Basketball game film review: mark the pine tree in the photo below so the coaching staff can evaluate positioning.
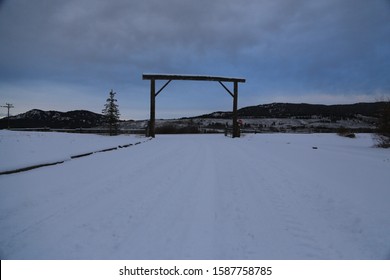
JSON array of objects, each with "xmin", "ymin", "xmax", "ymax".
[{"xmin": 102, "ymin": 89, "xmax": 120, "ymax": 136}]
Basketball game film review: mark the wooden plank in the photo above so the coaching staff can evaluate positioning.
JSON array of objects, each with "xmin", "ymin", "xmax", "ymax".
[
  {"xmin": 232, "ymin": 81, "xmax": 239, "ymax": 138},
  {"xmin": 143, "ymin": 73, "xmax": 245, "ymax": 83},
  {"xmin": 218, "ymin": 81, "xmax": 234, "ymax": 98},
  {"xmin": 155, "ymin": 79, "xmax": 172, "ymax": 97}
]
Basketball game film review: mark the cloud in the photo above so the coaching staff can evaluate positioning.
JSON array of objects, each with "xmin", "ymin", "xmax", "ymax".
[{"xmin": 0, "ymin": 0, "xmax": 389, "ymax": 118}]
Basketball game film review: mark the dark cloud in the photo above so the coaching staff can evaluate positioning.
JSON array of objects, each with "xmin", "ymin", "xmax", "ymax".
[{"xmin": 0, "ymin": 0, "xmax": 389, "ymax": 118}]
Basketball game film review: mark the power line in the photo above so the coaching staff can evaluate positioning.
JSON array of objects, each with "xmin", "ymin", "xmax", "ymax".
[{"xmin": 1, "ymin": 103, "xmax": 14, "ymax": 128}]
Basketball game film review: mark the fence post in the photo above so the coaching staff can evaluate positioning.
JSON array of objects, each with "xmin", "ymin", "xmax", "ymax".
[{"xmin": 149, "ymin": 79, "xmax": 156, "ymax": 137}]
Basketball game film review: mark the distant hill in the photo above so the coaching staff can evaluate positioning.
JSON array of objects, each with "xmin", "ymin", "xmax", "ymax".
[
  {"xmin": 1, "ymin": 102, "xmax": 386, "ymax": 130},
  {"xmin": 0, "ymin": 109, "xmax": 106, "ymax": 129},
  {"xmin": 196, "ymin": 102, "xmax": 386, "ymax": 119}
]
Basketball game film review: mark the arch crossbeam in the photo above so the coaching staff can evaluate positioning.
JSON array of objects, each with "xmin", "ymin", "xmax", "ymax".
[{"xmin": 142, "ymin": 73, "xmax": 246, "ymax": 138}]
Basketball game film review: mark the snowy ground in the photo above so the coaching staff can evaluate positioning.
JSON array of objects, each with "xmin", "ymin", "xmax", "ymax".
[
  {"xmin": 0, "ymin": 131, "xmax": 145, "ymax": 173},
  {"xmin": 0, "ymin": 131, "xmax": 389, "ymax": 260}
]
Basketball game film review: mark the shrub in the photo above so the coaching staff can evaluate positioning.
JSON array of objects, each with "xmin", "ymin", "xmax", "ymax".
[
  {"xmin": 375, "ymin": 101, "xmax": 390, "ymax": 148},
  {"xmin": 156, "ymin": 125, "xmax": 200, "ymax": 134},
  {"xmin": 337, "ymin": 126, "xmax": 356, "ymax": 138}
]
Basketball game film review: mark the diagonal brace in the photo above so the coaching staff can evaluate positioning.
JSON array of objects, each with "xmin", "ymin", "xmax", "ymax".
[
  {"xmin": 218, "ymin": 81, "xmax": 234, "ymax": 98},
  {"xmin": 155, "ymin": 80, "xmax": 172, "ymax": 97}
]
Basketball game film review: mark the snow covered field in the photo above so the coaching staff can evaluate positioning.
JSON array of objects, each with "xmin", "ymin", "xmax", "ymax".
[
  {"xmin": 0, "ymin": 131, "xmax": 146, "ymax": 173},
  {"xmin": 0, "ymin": 131, "xmax": 389, "ymax": 260}
]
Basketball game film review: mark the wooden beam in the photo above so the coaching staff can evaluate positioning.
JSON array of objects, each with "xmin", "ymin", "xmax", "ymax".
[
  {"xmin": 149, "ymin": 79, "xmax": 156, "ymax": 138},
  {"xmin": 218, "ymin": 81, "xmax": 234, "ymax": 98},
  {"xmin": 143, "ymin": 73, "xmax": 245, "ymax": 83},
  {"xmin": 232, "ymin": 81, "xmax": 239, "ymax": 138},
  {"xmin": 155, "ymin": 80, "xmax": 172, "ymax": 97}
]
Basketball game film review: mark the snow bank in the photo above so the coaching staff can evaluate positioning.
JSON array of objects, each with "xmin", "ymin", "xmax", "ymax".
[{"xmin": 0, "ymin": 133, "xmax": 389, "ymax": 260}]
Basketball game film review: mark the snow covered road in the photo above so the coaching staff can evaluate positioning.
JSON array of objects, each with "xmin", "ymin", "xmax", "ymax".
[{"xmin": 1, "ymin": 133, "xmax": 390, "ymax": 259}]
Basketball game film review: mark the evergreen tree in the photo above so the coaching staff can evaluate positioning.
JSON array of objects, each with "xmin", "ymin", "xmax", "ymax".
[{"xmin": 102, "ymin": 89, "xmax": 120, "ymax": 135}]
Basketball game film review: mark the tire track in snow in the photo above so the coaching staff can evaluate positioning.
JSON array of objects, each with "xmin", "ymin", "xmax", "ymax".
[
  {"xmin": 210, "ymin": 138, "xmax": 286, "ymax": 259},
  {"xmin": 174, "ymin": 139, "xmax": 218, "ymax": 258},
  {"xmin": 97, "ymin": 137, "xmax": 220, "ymax": 259},
  {"xmin": 0, "ymin": 138, "xmax": 157, "ymax": 259},
  {"xmin": 228, "ymin": 136, "xmax": 337, "ymax": 259},
  {"xmin": 2, "ymin": 134, "xmax": 388, "ymax": 259},
  {"xmin": 263, "ymin": 182, "xmax": 328, "ymax": 259}
]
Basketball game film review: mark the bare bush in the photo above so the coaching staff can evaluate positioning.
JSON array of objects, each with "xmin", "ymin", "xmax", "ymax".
[
  {"xmin": 337, "ymin": 126, "xmax": 356, "ymax": 138},
  {"xmin": 375, "ymin": 100, "xmax": 390, "ymax": 148}
]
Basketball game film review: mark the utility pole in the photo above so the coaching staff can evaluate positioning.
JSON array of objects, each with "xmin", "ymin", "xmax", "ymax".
[{"xmin": 1, "ymin": 103, "xmax": 14, "ymax": 128}]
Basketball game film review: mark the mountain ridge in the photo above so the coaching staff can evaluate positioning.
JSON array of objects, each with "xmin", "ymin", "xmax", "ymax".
[
  {"xmin": 194, "ymin": 102, "xmax": 386, "ymax": 119},
  {"xmin": 0, "ymin": 102, "xmax": 386, "ymax": 129},
  {"xmin": 0, "ymin": 109, "xmax": 106, "ymax": 129}
]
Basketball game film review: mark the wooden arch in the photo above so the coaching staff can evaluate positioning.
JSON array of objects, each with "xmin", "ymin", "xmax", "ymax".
[{"xmin": 142, "ymin": 73, "xmax": 246, "ymax": 138}]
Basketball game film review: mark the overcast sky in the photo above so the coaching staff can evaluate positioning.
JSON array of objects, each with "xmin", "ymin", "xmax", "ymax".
[{"xmin": 1, "ymin": 0, "xmax": 389, "ymax": 119}]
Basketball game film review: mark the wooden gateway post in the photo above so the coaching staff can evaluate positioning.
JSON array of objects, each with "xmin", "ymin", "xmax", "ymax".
[{"xmin": 142, "ymin": 73, "xmax": 246, "ymax": 138}]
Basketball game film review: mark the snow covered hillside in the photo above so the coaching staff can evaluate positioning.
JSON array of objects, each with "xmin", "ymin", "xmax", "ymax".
[{"xmin": 0, "ymin": 131, "xmax": 389, "ymax": 259}]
